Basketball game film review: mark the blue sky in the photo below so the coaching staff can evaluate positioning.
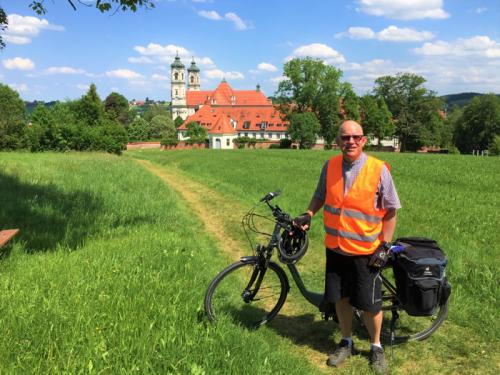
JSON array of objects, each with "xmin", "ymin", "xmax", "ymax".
[{"xmin": 1, "ymin": 0, "xmax": 499, "ymax": 101}]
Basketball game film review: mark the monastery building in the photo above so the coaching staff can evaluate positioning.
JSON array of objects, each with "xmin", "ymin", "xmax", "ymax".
[{"xmin": 170, "ymin": 55, "xmax": 288, "ymax": 149}]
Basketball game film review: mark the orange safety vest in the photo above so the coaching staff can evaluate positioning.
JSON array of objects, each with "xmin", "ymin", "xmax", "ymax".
[{"xmin": 323, "ymin": 155, "xmax": 387, "ymax": 255}]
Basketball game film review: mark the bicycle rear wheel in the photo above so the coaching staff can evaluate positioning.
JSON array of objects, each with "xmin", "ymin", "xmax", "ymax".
[
  {"xmin": 379, "ymin": 293, "xmax": 449, "ymax": 343},
  {"xmin": 204, "ymin": 259, "xmax": 289, "ymax": 328}
]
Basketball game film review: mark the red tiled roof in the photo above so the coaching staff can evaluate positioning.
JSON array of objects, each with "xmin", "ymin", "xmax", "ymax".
[
  {"xmin": 179, "ymin": 81, "xmax": 288, "ymax": 135},
  {"xmin": 186, "ymin": 81, "xmax": 271, "ymax": 107},
  {"xmin": 210, "ymin": 115, "xmax": 236, "ymax": 134}
]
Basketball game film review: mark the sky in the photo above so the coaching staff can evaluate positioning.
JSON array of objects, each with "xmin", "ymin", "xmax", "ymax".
[{"xmin": 0, "ymin": 0, "xmax": 499, "ymax": 101}]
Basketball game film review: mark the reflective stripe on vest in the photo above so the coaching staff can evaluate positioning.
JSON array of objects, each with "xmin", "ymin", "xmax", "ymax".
[{"xmin": 323, "ymin": 155, "xmax": 387, "ymax": 255}]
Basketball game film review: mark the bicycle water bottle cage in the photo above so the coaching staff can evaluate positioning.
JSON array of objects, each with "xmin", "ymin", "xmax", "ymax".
[{"xmin": 278, "ymin": 228, "xmax": 309, "ymax": 264}]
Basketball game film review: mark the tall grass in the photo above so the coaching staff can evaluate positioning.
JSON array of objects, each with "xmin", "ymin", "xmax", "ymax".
[
  {"xmin": 129, "ymin": 149, "xmax": 500, "ymax": 343},
  {"xmin": 0, "ymin": 152, "xmax": 320, "ymax": 374}
]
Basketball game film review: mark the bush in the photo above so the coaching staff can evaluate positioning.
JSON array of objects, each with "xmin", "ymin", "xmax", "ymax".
[
  {"xmin": 279, "ymin": 139, "xmax": 292, "ymax": 149},
  {"xmin": 489, "ymin": 135, "xmax": 500, "ymax": 156},
  {"xmin": 269, "ymin": 144, "xmax": 280, "ymax": 149}
]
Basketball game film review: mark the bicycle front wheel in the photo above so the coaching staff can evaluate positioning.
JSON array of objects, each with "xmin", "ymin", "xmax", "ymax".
[{"xmin": 204, "ymin": 259, "xmax": 289, "ymax": 328}]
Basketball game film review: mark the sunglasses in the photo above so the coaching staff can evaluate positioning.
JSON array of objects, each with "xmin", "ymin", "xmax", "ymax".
[{"xmin": 340, "ymin": 135, "xmax": 364, "ymax": 142}]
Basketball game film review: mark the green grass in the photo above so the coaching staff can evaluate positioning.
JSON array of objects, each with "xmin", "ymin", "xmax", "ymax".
[
  {"xmin": 0, "ymin": 152, "xmax": 320, "ymax": 374},
  {"xmin": 128, "ymin": 149, "xmax": 500, "ymax": 373}
]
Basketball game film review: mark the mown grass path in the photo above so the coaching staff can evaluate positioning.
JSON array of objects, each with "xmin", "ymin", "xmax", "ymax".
[
  {"xmin": 132, "ymin": 151, "xmax": 499, "ymax": 375},
  {"xmin": 135, "ymin": 158, "xmax": 336, "ymax": 373}
]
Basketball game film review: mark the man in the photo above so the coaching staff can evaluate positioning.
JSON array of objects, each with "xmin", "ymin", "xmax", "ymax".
[{"xmin": 294, "ymin": 120, "xmax": 401, "ymax": 374}]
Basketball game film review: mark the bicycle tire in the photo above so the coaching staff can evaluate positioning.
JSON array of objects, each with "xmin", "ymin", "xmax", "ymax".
[
  {"xmin": 204, "ymin": 259, "xmax": 289, "ymax": 328},
  {"xmin": 376, "ymin": 294, "xmax": 449, "ymax": 343}
]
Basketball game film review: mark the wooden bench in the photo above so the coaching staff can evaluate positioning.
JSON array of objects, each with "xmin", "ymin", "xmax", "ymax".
[{"xmin": 0, "ymin": 229, "xmax": 19, "ymax": 248}]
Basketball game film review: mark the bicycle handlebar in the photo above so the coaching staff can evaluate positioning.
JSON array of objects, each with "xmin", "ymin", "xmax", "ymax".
[{"xmin": 259, "ymin": 190, "xmax": 281, "ymax": 203}]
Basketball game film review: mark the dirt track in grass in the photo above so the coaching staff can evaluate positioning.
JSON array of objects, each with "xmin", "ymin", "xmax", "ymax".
[{"xmin": 135, "ymin": 159, "xmax": 336, "ymax": 373}]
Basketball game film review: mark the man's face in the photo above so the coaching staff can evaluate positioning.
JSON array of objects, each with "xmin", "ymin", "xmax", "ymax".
[{"xmin": 338, "ymin": 123, "xmax": 366, "ymax": 162}]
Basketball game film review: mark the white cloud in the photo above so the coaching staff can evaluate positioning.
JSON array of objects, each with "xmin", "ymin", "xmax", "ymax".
[
  {"xmin": 204, "ymin": 69, "xmax": 244, "ymax": 80},
  {"xmin": 151, "ymin": 73, "xmax": 169, "ymax": 81},
  {"xmin": 337, "ymin": 26, "xmax": 434, "ymax": 42},
  {"xmin": 414, "ymin": 36, "xmax": 500, "ymax": 58},
  {"xmin": 287, "ymin": 43, "xmax": 345, "ymax": 64},
  {"xmin": 270, "ymin": 76, "xmax": 286, "ymax": 85},
  {"xmin": 2, "ymin": 57, "xmax": 35, "ymax": 70},
  {"xmin": 356, "ymin": 0, "xmax": 449, "ymax": 20},
  {"xmin": 198, "ymin": 10, "xmax": 223, "ymax": 20},
  {"xmin": 476, "ymin": 7, "xmax": 487, "ymax": 14},
  {"xmin": 8, "ymin": 83, "xmax": 28, "ymax": 93},
  {"xmin": 134, "ymin": 43, "xmax": 190, "ymax": 57},
  {"xmin": 106, "ymin": 69, "xmax": 144, "ymax": 80},
  {"xmin": 77, "ymin": 84, "xmax": 90, "ymax": 91},
  {"xmin": 257, "ymin": 62, "xmax": 278, "ymax": 72},
  {"xmin": 378, "ymin": 26, "xmax": 434, "ymax": 42},
  {"xmin": 128, "ymin": 56, "xmax": 154, "ymax": 64},
  {"xmin": 44, "ymin": 66, "xmax": 86, "ymax": 75},
  {"xmin": 196, "ymin": 10, "xmax": 250, "ymax": 30},
  {"xmin": 197, "ymin": 57, "xmax": 216, "ymax": 68},
  {"xmin": 3, "ymin": 14, "xmax": 64, "ymax": 45},
  {"xmin": 224, "ymin": 12, "xmax": 249, "ymax": 30}
]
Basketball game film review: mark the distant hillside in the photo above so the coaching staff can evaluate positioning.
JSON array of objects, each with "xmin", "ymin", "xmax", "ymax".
[{"xmin": 441, "ymin": 92, "xmax": 500, "ymax": 108}]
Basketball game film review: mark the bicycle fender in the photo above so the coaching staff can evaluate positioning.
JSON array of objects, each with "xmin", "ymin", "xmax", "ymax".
[{"xmin": 240, "ymin": 256, "xmax": 258, "ymax": 263}]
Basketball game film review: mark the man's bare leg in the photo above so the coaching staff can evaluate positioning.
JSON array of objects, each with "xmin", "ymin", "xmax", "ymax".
[
  {"xmin": 362, "ymin": 310, "xmax": 382, "ymax": 344},
  {"xmin": 335, "ymin": 297, "xmax": 354, "ymax": 338}
]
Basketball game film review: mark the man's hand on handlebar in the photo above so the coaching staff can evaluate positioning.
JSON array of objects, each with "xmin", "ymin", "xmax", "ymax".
[
  {"xmin": 368, "ymin": 241, "xmax": 391, "ymax": 268},
  {"xmin": 293, "ymin": 211, "xmax": 313, "ymax": 231}
]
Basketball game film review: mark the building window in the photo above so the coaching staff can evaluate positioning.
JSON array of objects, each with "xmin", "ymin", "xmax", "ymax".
[
  {"xmin": 244, "ymin": 132, "xmax": 248, "ymax": 137},
  {"xmin": 174, "ymin": 72, "xmax": 179, "ymax": 80},
  {"xmin": 190, "ymin": 76, "xmax": 194, "ymax": 83},
  {"xmin": 226, "ymin": 139, "xmax": 230, "ymax": 146},
  {"xmin": 260, "ymin": 132, "xmax": 265, "ymax": 138},
  {"xmin": 175, "ymin": 89, "xmax": 178, "ymax": 96},
  {"xmin": 243, "ymin": 121, "xmax": 250, "ymax": 129},
  {"xmin": 277, "ymin": 123, "xmax": 282, "ymax": 127},
  {"xmin": 260, "ymin": 122, "xmax": 267, "ymax": 130},
  {"xmin": 269, "ymin": 133, "xmax": 273, "ymax": 139},
  {"xmin": 238, "ymin": 133, "xmax": 241, "ymax": 137}
]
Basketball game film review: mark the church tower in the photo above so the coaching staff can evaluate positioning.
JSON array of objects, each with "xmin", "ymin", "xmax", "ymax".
[
  {"xmin": 171, "ymin": 53, "xmax": 187, "ymax": 119},
  {"xmin": 187, "ymin": 58, "xmax": 201, "ymax": 91}
]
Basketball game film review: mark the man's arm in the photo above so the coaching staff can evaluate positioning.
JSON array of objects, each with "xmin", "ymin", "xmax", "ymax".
[{"xmin": 381, "ymin": 208, "xmax": 397, "ymax": 242}]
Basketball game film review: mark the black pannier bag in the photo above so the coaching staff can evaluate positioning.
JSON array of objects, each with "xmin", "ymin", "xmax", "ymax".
[{"xmin": 392, "ymin": 237, "xmax": 451, "ymax": 316}]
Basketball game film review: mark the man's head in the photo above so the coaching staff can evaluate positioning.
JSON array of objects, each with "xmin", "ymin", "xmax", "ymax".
[{"xmin": 337, "ymin": 120, "xmax": 366, "ymax": 163}]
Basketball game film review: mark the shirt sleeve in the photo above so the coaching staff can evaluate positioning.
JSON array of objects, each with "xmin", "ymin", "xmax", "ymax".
[
  {"xmin": 313, "ymin": 161, "xmax": 329, "ymax": 203},
  {"xmin": 376, "ymin": 165, "xmax": 402, "ymax": 210}
]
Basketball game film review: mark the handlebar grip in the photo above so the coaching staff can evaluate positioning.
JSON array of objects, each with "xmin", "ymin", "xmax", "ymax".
[{"xmin": 260, "ymin": 190, "xmax": 281, "ymax": 202}]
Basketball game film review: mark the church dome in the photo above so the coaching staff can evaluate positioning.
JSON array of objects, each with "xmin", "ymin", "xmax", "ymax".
[
  {"xmin": 171, "ymin": 55, "xmax": 185, "ymax": 69},
  {"xmin": 188, "ymin": 60, "xmax": 200, "ymax": 72}
]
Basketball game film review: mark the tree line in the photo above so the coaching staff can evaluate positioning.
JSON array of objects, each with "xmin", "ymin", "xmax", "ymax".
[
  {"xmin": 277, "ymin": 58, "xmax": 500, "ymax": 155},
  {"xmin": 0, "ymin": 83, "xmax": 179, "ymax": 154}
]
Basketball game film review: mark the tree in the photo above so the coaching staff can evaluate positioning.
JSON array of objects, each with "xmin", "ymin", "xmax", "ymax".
[
  {"xmin": 71, "ymin": 83, "xmax": 104, "ymax": 126},
  {"xmin": 374, "ymin": 73, "xmax": 445, "ymax": 152},
  {"xmin": 185, "ymin": 121, "xmax": 207, "ymax": 144},
  {"xmin": 287, "ymin": 112, "xmax": 321, "ymax": 149},
  {"xmin": 150, "ymin": 115, "xmax": 174, "ymax": 139},
  {"xmin": 127, "ymin": 117, "xmax": 150, "ymax": 142},
  {"xmin": 454, "ymin": 94, "xmax": 500, "ymax": 154},
  {"xmin": 276, "ymin": 58, "xmax": 349, "ymax": 148},
  {"xmin": 360, "ymin": 95, "xmax": 394, "ymax": 146},
  {"xmin": 1, "ymin": 1, "xmax": 155, "ymax": 49},
  {"xmin": 174, "ymin": 116, "xmax": 184, "ymax": 128},
  {"xmin": 143, "ymin": 104, "xmax": 170, "ymax": 123},
  {"xmin": 0, "ymin": 84, "xmax": 26, "ymax": 150},
  {"xmin": 160, "ymin": 120, "xmax": 178, "ymax": 147},
  {"xmin": 104, "ymin": 92, "xmax": 130, "ymax": 125}
]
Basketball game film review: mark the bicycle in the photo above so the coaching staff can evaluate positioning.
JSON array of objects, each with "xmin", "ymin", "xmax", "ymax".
[{"xmin": 204, "ymin": 192, "xmax": 449, "ymax": 343}]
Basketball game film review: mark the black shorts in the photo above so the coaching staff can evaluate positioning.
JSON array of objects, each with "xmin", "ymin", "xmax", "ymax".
[{"xmin": 324, "ymin": 249, "xmax": 382, "ymax": 313}]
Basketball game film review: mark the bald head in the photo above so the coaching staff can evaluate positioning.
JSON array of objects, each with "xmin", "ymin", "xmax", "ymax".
[{"xmin": 338, "ymin": 120, "xmax": 364, "ymax": 138}]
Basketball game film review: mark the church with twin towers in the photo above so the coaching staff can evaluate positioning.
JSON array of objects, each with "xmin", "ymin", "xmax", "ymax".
[{"xmin": 169, "ymin": 54, "xmax": 288, "ymax": 149}]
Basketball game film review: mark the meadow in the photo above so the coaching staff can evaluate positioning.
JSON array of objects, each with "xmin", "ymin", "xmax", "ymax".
[
  {"xmin": 130, "ymin": 149, "xmax": 500, "ymax": 373},
  {"xmin": 0, "ymin": 150, "xmax": 498, "ymax": 374},
  {"xmin": 0, "ymin": 152, "xmax": 319, "ymax": 374}
]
